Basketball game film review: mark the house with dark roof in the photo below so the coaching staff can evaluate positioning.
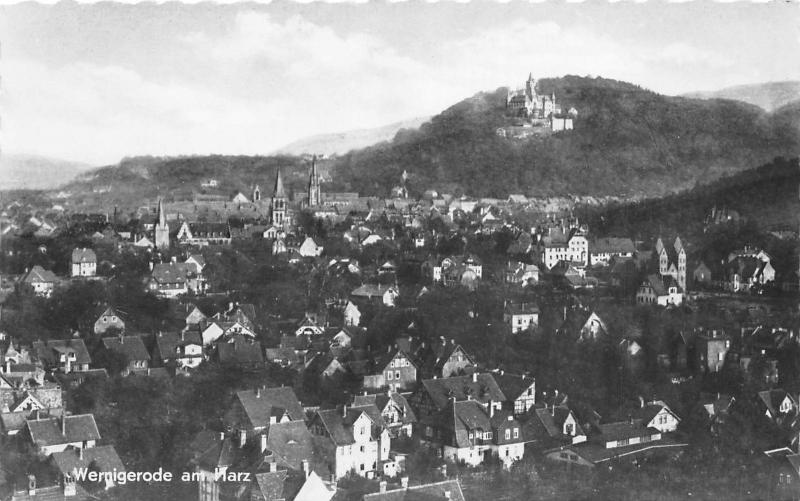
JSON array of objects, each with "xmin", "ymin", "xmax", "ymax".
[
  {"xmin": 25, "ymin": 414, "xmax": 101, "ymax": 455},
  {"xmin": 70, "ymin": 248, "xmax": 96, "ymax": 277},
  {"xmin": 101, "ymin": 335, "xmax": 150, "ymax": 375},
  {"xmin": 589, "ymin": 237, "xmax": 635, "ymax": 266},
  {"xmin": 353, "ymin": 391, "xmax": 417, "ymax": 439},
  {"xmin": 503, "ymin": 301, "xmax": 539, "ymax": 334},
  {"xmin": 249, "ymin": 468, "xmax": 336, "ymax": 501},
  {"xmin": 7, "ymin": 474, "xmax": 90, "ymax": 501},
  {"xmin": 309, "ymin": 404, "xmax": 391, "ymax": 480},
  {"xmin": 32, "ymin": 339, "xmax": 91, "ymax": 374},
  {"xmin": 758, "ymin": 389, "xmax": 797, "ymax": 423},
  {"xmin": 419, "ymin": 398, "xmax": 525, "ymax": 467},
  {"xmin": 148, "ymin": 262, "xmax": 190, "ymax": 298},
  {"xmin": 558, "ymin": 308, "xmax": 608, "ymax": 342},
  {"xmin": 51, "ymin": 445, "xmax": 125, "ymax": 489},
  {"xmin": 18, "ymin": 265, "xmax": 58, "ymax": 297},
  {"xmin": 176, "ymin": 221, "xmax": 232, "ymax": 246},
  {"xmin": 153, "ymin": 331, "xmax": 204, "ymax": 369},
  {"xmin": 415, "ymin": 338, "xmax": 476, "ymax": 379},
  {"xmin": 622, "ymin": 399, "xmax": 681, "ymax": 434},
  {"xmin": 492, "ymin": 372, "xmax": 536, "ymax": 416},
  {"xmin": 350, "ymin": 284, "xmax": 400, "ymax": 307},
  {"xmin": 216, "ymin": 338, "xmax": 264, "ymax": 369},
  {"xmin": 92, "ymin": 306, "xmax": 125, "ymax": 336},
  {"xmin": 224, "ymin": 387, "xmax": 306, "ymax": 442},
  {"xmin": 365, "ymin": 349, "xmax": 418, "ymax": 392},
  {"xmin": 526, "ymin": 404, "xmax": 587, "ymax": 447},
  {"xmin": 636, "ymin": 274, "xmax": 683, "ymax": 306}
]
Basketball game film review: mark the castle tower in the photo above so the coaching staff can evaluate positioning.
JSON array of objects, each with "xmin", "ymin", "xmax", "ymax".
[
  {"xmin": 271, "ymin": 167, "xmax": 287, "ymax": 227},
  {"xmin": 400, "ymin": 170, "xmax": 410, "ymax": 199},
  {"xmin": 307, "ymin": 155, "xmax": 321, "ymax": 208},
  {"xmin": 155, "ymin": 198, "xmax": 170, "ymax": 249}
]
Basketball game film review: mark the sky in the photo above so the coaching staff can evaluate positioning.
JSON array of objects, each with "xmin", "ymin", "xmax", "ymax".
[{"xmin": 0, "ymin": 1, "xmax": 799, "ymax": 166}]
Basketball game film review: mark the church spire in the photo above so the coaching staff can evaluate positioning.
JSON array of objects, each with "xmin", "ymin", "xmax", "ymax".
[
  {"xmin": 274, "ymin": 166, "xmax": 285, "ymax": 198},
  {"xmin": 307, "ymin": 155, "xmax": 321, "ymax": 207}
]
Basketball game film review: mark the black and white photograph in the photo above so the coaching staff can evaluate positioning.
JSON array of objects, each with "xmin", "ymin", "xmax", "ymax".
[{"xmin": 0, "ymin": 1, "xmax": 799, "ymax": 500}]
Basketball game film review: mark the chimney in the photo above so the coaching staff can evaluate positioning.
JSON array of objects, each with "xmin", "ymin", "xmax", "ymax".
[
  {"xmin": 28, "ymin": 475, "xmax": 36, "ymax": 496},
  {"xmin": 238, "ymin": 429, "xmax": 246, "ymax": 448},
  {"xmin": 401, "ymin": 476, "xmax": 409, "ymax": 489},
  {"xmin": 4, "ymin": 360, "xmax": 10, "ymax": 374},
  {"xmin": 301, "ymin": 459, "xmax": 310, "ymax": 479},
  {"xmin": 78, "ymin": 447, "xmax": 84, "ymax": 460},
  {"xmin": 489, "ymin": 401, "xmax": 494, "ymax": 418},
  {"xmin": 379, "ymin": 481, "xmax": 387, "ymax": 493},
  {"xmin": 260, "ymin": 433, "xmax": 268, "ymax": 454},
  {"xmin": 342, "ymin": 404, "xmax": 347, "ymax": 418}
]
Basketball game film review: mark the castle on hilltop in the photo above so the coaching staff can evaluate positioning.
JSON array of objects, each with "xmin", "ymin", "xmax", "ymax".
[
  {"xmin": 507, "ymin": 73, "xmax": 562, "ymax": 119},
  {"xmin": 499, "ymin": 73, "xmax": 577, "ymax": 138}
]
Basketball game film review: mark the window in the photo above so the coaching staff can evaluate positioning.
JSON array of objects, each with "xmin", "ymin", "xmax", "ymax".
[
  {"xmin": 395, "ymin": 371, "xmax": 401, "ymax": 380},
  {"xmin": 468, "ymin": 432, "xmax": 474, "ymax": 441},
  {"xmin": 718, "ymin": 353, "xmax": 724, "ymax": 361},
  {"xmin": 387, "ymin": 371, "xmax": 393, "ymax": 380},
  {"xmin": 485, "ymin": 432, "xmax": 492, "ymax": 440},
  {"xmin": 505, "ymin": 429, "xmax": 511, "ymax": 440},
  {"xmin": 513, "ymin": 428, "xmax": 519, "ymax": 439}
]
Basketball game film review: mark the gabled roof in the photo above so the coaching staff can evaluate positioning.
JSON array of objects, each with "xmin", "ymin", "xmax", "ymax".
[
  {"xmin": 71, "ymin": 248, "xmax": 96, "ymax": 264},
  {"xmin": 591, "ymin": 237, "xmax": 635, "ymax": 254},
  {"xmin": 265, "ymin": 420, "xmax": 314, "ymax": 470},
  {"xmin": 217, "ymin": 339, "xmax": 264, "ymax": 366},
  {"xmin": 492, "ymin": 372, "xmax": 535, "ymax": 402},
  {"xmin": 51, "ymin": 444, "xmax": 125, "ymax": 476},
  {"xmin": 420, "ymin": 374, "xmax": 505, "ymax": 410},
  {"xmin": 758, "ymin": 389, "xmax": 795, "ymax": 416},
  {"xmin": 154, "ymin": 331, "xmax": 204, "ymax": 359},
  {"xmin": 151, "ymin": 263, "xmax": 189, "ymax": 284},
  {"xmin": 20, "ymin": 265, "xmax": 57, "ymax": 284},
  {"xmin": 234, "ymin": 387, "xmax": 305, "ymax": 428},
  {"xmin": 32, "ymin": 339, "xmax": 91, "ymax": 366},
  {"xmin": 102, "ymin": 336, "xmax": 150, "ymax": 362},
  {"xmin": 27, "ymin": 414, "xmax": 101, "ymax": 447},
  {"xmin": 314, "ymin": 407, "xmax": 375, "ymax": 446}
]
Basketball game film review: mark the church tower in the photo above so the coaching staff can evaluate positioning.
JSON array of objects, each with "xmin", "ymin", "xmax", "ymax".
[
  {"xmin": 307, "ymin": 155, "xmax": 321, "ymax": 207},
  {"xmin": 252, "ymin": 184, "xmax": 261, "ymax": 202},
  {"xmin": 155, "ymin": 198, "xmax": 170, "ymax": 249},
  {"xmin": 271, "ymin": 167, "xmax": 287, "ymax": 227}
]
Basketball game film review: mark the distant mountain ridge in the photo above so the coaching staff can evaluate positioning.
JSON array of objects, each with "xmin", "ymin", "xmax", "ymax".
[
  {"xmin": 683, "ymin": 81, "xmax": 800, "ymax": 112},
  {"xmin": 273, "ymin": 116, "xmax": 431, "ymax": 156},
  {"xmin": 0, "ymin": 154, "xmax": 94, "ymax": 190}
]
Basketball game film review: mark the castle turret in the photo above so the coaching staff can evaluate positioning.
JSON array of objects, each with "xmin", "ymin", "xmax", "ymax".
[{"xmin": 155, "ymin": 198, "xmax": 170, "ymax": 250}]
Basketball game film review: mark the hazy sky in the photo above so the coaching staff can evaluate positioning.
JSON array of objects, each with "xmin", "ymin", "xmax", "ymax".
[{"xmin": 1, "ymin": 2, "xmax": 798, "ymax": 166}]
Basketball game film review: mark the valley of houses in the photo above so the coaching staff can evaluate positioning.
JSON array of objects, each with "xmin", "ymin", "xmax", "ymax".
[{"xmin": 0, "ymin": 159, "xmax": 799, "ymax": 501}]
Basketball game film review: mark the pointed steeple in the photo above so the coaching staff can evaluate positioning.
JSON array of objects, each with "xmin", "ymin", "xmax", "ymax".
[
  {"xmin": 157, "ymin": 199, "xmax": 166, "ymax": 227},
  {"xmin": 274, "ymin": 167, "xmax": 285, "ymax": 198}
]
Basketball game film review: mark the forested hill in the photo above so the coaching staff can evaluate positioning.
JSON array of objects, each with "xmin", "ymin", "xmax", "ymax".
[
  {"xmin": 581, "ymin": 156, "xmax": 800, "ymax": 242},
  {"xmin": 331, "ymin": 75, "xmax": 800, "ymax": 198}
]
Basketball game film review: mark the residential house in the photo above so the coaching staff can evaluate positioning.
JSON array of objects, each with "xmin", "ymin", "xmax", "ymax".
[
  {"xmin": 309, "ymin": 404, "xmax": 391, "ymax": 480},
  {"xmin": 298, "ymin": 237, "xmax": 324, "ymax": 258},
  {"xmin": 153, "ymin": 331, "xmax": 205, "ymax": 369},
  {"xmin": 101, "ymin": 335, "xmax": 150, "ymax": 375},
  {"xmin": 492, "ymin": 372, "xmax": 537, "ymax": 416},
  {"xmin": 693, "ymin": 262, "xmax": 713, "ymax": 287},
  {"xmin": 217, "ymin": 338, "xmax": 264, "ymax": 369},
  {"xmin": 539, "ymin": 228, "xmax": 588, "ymax": 270},
  {"xmin": 504, "ymin": 261, "xmax": 539, "ymax": 286},
  {"xmin": 25, "ymin": 414, "xmax": 101, "ymax": 455},
  {"xmin": 295, "ymin": 316, "xmax": 325, "ymax": 337},
  {"xmin": 148, "ymin": 262, "xmax": 190, "ymax": 298},
  {"xmin": 223, "ymin": 387, "xmax": 306, "ymax": 441},
  {"xmin": 589, "ymin": 237, "xmax": 635, "ymax": 266},
  {"xmin": 695, "ymin": 330, "xmax": 731, "ymax": 373},
  {"xmin": 636, "ymin": 274, "xmax": 683, "ymax": 306},
  {"xmin": 758, "ymin": 389, "xmax": 797, "ymax": 423},
  {"xmin": 71, "ymin": 248, "xmax": 97, "ymax": 277},
  {"xmin": 19, "ymin": 265, "xmax": 58, "ymax": 297},
  {"xmin": 503, "ymin": 301, "xmax": 539, "ymax": 334},
  {"xmin": 558, "ymin": 308, "xmax": 608, "ymax": 342},
  {"xmin": 249, "ymin": 468, "xmax": 336, "ymax": 501},
  {"xmin": 32, "ymin": 339, "xmax": 91, "ymax": 374},
  {"xmin": 343, "ymin": 301, "xmax": 361, "ymax": 327},
  {"xmin": 623, "ymin": 398, "xmax": 681, "ymax": 433},
  {"xmin": 92, "ymin": 306, "xmax": 125, "ymax": 336},
  {"xmin": 430, "ymin": 255, "xmax": 483, "ymax": 290},
  {"xmin": 528, "ymin": 404, "xmax": 587, "ymax": 447},
  {"xmin": 365, "ymin": 349, "xmax": 418, "ymax": 392},
  {"xmin": 350, "ymin": 284, "xmax": 399, "ymax": 307},
  {"xmin": 7, "ymin": 475, "xmax": 89, "ymax": 501},
  {"xmin": 176, "ymin": 222, "xmax": 232, "ymax": 246},
  {"xmin": 352, "ymin": 391, "xmax": 417, "ymax": 438},
  {"xmin": 51, "ymin": 445, "xmax": 125, "ymax": 490}
]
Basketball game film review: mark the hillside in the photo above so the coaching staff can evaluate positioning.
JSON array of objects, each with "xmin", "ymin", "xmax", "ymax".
[
  {"xmin": 332, "ymin": 75, "xmax": 800, "ymax": 198},
  {"xmin": 0, "ymin": 154, "xmax": 94, "ymax": 190},
  {"xmin": 582, "ymin": 156, "xmax": 799, "ymax": 241},
  {"xmin": 273, "ymin": 116, "xmax": 430, "ymax": 156},
  {"xmin": 683, "ymin": 81, "xmax": 800, "ymax": 112},
  {"xmin": 55, "ymin": 155, "xmax": 319, "ymax": 212}
]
